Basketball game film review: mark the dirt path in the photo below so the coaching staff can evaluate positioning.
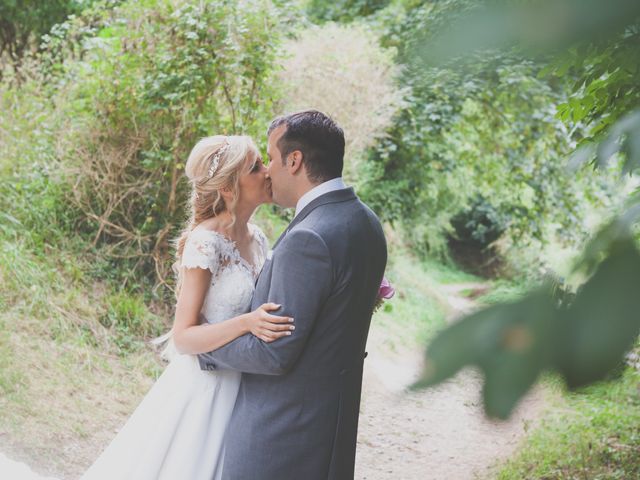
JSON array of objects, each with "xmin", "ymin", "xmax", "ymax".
[{"xmin": 355, "ymin": 283, "xmax": 547, "ymax": 480}]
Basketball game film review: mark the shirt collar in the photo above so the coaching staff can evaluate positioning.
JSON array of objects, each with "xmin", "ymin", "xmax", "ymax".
[{"xmin": 295, "ymin": 177, "xmax": 347, "ymax": 218}]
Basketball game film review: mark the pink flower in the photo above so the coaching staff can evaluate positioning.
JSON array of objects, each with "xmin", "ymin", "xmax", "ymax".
[{"xmin": 378, "ymin": 276, "xmax": 395, "ymax": 300}]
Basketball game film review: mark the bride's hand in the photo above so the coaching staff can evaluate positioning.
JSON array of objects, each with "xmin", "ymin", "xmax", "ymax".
[{"xmin": 244, "ymin": 303, "xmax": 294, "ymax": 343}]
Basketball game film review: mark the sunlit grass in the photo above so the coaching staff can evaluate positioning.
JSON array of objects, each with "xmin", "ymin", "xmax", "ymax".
[
  {"xmin": 0, "ymin": 238, "xmax": 163, "ymax": 476},
  {"xmin": 476, "ymin": 279, "xmax": 531, "ymax": 305},
  {"xmin": 497, "ymin": 368, "xmax": 640, "ymax": 479},
  {"xmin": 419, "ymin": 255, "xmax": 482, "ymax": 285},
  {"xmin": 371, "ymin": 244, "xmax": 480, "ymax": 352}
]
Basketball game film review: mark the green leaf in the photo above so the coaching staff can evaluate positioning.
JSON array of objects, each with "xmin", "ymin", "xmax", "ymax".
[
  {"xmin": 416, "ymin": 227, "xmax": 640, "ymax": 418},
  {"xmin": 556, "ymin": 239, "xmax": 640, "ymax": 388},
  {"xmin": 415, "ymin": 291, "xmax": 557, "ymax": 419},
  {"xmin": 567, "ymin": 144, "xmax": 594, "ymax": 172}
]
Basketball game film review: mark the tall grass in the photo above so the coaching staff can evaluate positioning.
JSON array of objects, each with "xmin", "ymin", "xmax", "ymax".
[{"xmin": 0, "ymin": 233, "xmax": 166, "ymax": 474}]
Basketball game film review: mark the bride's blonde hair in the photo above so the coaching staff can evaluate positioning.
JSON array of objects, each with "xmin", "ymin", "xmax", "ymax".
[
  {"xmin": 154, "ymin": 135, "xmax": 258, "ymax": 360},
  {"xmin": 174, "ymin": 134, "xmax": 258, "ymax": 291}
]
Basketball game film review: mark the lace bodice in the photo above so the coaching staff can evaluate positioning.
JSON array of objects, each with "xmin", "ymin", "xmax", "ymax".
[{"xmin": 181, "ymin": 224, "xmax": 269, "ymax": 325}]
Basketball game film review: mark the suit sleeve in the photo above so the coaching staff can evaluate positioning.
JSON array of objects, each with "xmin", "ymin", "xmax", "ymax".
[{"xmin": 197, "ymin": 228, "xmax": 332, "ymax": 375}]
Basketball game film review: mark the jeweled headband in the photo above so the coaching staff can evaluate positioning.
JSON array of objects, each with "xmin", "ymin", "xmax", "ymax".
[{"xmin": 206, "ymin": 139, "xmax": 231, "ymax": 179}]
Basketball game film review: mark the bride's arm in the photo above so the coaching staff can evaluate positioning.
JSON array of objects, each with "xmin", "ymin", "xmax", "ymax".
[{"xmin": 172, "ymin": 267, "xmax": 294, "ymax": 355}]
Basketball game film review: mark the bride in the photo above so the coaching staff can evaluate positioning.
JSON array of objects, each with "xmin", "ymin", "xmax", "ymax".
[{"xmin": 82, "ymin": 135, "xmax": 294, "ymax": 480}]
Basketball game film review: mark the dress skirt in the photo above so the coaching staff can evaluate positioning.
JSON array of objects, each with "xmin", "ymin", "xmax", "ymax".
[{"xmin": 82, "ymin": 354, "xmax": 241, "ymax": 480}]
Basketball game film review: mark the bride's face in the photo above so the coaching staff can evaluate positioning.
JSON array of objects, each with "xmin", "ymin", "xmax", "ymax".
[{"xmin": 237, "ymin": 150, "xmax": 271, "ymax": 207}]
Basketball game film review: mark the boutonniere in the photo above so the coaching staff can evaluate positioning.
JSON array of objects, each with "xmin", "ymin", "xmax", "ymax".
[{"xmin": 373, "ymin": 276, "xmax": 395, "ymax": 313}]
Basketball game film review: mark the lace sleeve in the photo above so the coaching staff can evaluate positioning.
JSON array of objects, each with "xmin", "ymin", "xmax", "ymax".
[
  {"xmin": 181, "ymin": 229, "xmax": 219, "ymax": 274},
  {"xmin": 252, "ymin": 224, "xmax": 270, "ymax": 258}
]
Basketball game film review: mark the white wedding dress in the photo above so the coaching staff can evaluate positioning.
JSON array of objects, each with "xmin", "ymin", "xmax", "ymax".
[{"xmin": 82, "ymin": 225, "xmax": 268, "ymax": 480}]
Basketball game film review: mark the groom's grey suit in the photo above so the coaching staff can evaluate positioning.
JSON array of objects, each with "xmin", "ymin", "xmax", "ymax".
[{"xmin": 198, "ymin": 187, "xmax": 387, "ymax": 479}]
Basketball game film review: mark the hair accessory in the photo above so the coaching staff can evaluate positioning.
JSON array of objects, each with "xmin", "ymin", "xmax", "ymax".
[{"xmin": 206, "ymin": 139, "xmax": 231, "ymax": 178}]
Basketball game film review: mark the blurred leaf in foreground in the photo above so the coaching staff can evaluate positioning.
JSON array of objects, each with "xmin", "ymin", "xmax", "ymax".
[
  {"xmin": 558, "ymin": 239, "xmax": 640, "ymax": 389},
  {"xmin": 414, "ymin": 0, "xmax": 640, "ymax": 65},
  {"xmin": 569, "ymin": 110, "xmax": 640, "ymax": 176},
  {"xmin": 415, "ymin": 237, "xmax": 640, "ymax": 419}
]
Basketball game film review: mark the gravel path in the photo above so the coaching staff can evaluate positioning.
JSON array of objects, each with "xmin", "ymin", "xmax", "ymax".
[{"xmin": 355, "ymin": 283, "xmax": 547, "ymax": 480}]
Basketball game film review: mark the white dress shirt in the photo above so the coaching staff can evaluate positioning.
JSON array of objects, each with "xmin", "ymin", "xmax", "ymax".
[{"xmin": 294, "ymin": 177, "xmax": 347, "ymax": 218}]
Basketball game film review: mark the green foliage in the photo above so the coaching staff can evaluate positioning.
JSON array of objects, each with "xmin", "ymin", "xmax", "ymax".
[
  {"xmin": 553, "ymin": 25, "xmax": 640, "ymax": 175},
  {"xmin": 406, "ymin": 0, "xmax": 640, "ymax": 192},
  {"xmin": 450, "ymin": 197, "xmax": 508, "ymax": 249},
  {"xmin": 361, "ymin": 45, "xmax": 601, "ymax": 260},
  {"xmin": 0, "ymin": 0, "xmax": 97, "ymax": 73},
  {"xmin": 4, "ymin": 0, "xmax": 284, "ymax": 290},
  {"xmin": 448, "ymin": 196, "xmax": 510, "ymax": 275},
  {"xmin": 101, "ymin": 291, "xmax": 163, "ymax": 353},
  {"xmin": 0, "ymin": 71, "xmax": 79, "ymax": 250},
  {"xmin": 498, "ymin": 368, "xmax": 640, "ymax": 479},
  {"xmin": 305, "ymin": 0, "xmax": 390, "ymax": 23}
]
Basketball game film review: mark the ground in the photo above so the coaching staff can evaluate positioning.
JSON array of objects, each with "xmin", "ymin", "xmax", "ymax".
[
  {"xmin": 355, "ymin": 284, "xmax": 547, "ymax": 480},
  {"xmin": 1, "ymin": 283, "xmax": 547, "ymax": 480}
]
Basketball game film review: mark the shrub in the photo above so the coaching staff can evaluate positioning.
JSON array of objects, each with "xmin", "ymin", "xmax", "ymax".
[
  {"xmin": 448, "ymin": 196, "xmax": 509, "ymax": 276},
  {"xmin": 359, "ymin": 1, "xmax": 620, "ymax": 267},
  {"xmin": 31, "ymin": 0, "xmax": 283, "ymax": 287},
  {"xmin": 0, "ymin": 0, "xmax": 100, "ymax": 79},
  {"xmin": 306, "ymin": 0, "xmax": 391, "ymax": 23},
  {"xmin": 450, "ymin": 196, "xmax": 508, "ymax": 249},
  {"xmin": 278, "ymin": 22, "xmax": 405, "ymax": 182}
]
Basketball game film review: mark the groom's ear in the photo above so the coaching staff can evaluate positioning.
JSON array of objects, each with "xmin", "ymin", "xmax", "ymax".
[{"xmin": 288, "ymin": 150, "xmax": 303, "ymax": 174}]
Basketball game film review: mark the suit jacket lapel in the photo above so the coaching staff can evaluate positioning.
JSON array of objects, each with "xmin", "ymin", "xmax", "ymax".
[
  {"xmin": 272, "ymin": 187, "xmax": 356, "ymax": 250},
  {"xmin": 272, "ymin": 226, "xmax": 289, "ymax": 251}
]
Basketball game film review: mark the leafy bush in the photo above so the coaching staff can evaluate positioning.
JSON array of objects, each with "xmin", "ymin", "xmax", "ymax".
[
  {"xmin": 450, "ymin": 197, "xmax": 508, "ymax": 249},
  {"xmin": 305, "ymin": 0, "xmax": 390, "ymax": 23},
  {"xmin": 358, "ymin": 2, "xmax": 618, "ymax": 267},
  {"xmin": 0, "ymin": 71, "xmax": 78, "ymax": 252},
  {"xmin": 25, "ymin": 0, "xmax": 284, "ymax": 288},
  {"xmin": 413, "ymin": 0, "xmax": 640, "ymax": 430},
  {"xmin": 448, "ymin": 196, "xmax": 509, "ymax": 275},
  {"xmin": 0, "ymin": 0, "xmax": 100, "ymax": 78},
  {"xmin": 278, "ymin": 21, "xmax": 405, "ymax": 182}
]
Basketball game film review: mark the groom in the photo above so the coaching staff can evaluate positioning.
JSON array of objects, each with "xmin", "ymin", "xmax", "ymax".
[{"xmin": 198, "ymin": 110, "xmax": 387, "ymax": 479}]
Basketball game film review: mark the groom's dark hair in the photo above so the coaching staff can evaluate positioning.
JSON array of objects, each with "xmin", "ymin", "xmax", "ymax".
[{"xmin": 268, "ymin": 110, "xmax": 344, "ymax": 183}]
